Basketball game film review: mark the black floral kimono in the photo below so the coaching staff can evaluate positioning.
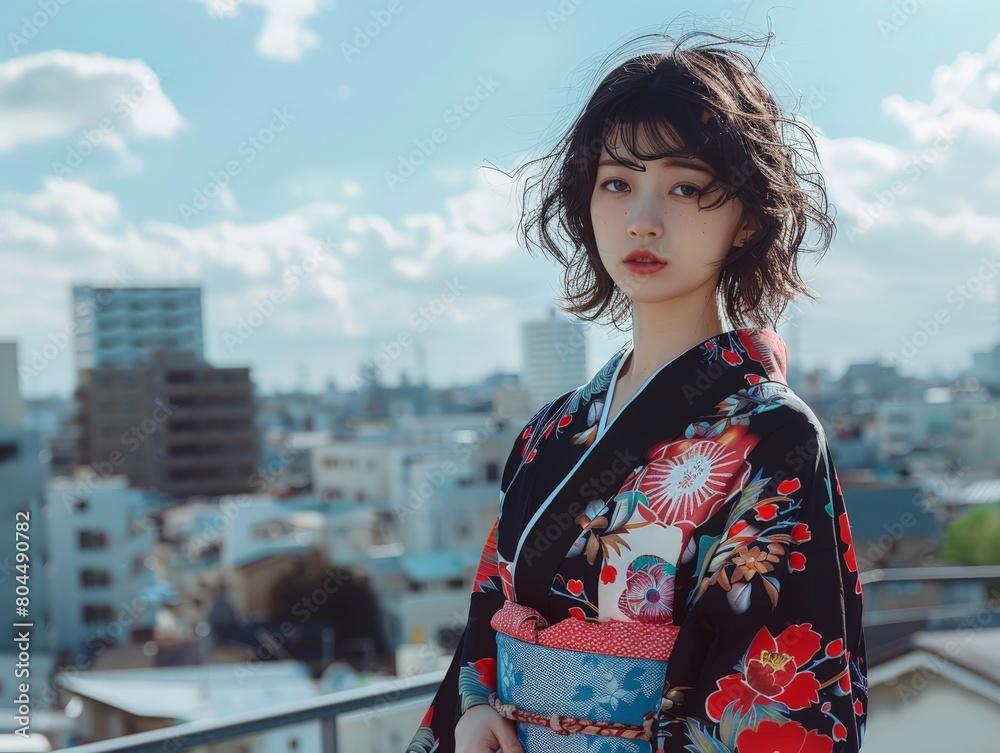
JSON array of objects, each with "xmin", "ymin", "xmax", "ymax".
[{"xmin": 407, "ymin": 327, "xmax": 867, "ymax": 753}]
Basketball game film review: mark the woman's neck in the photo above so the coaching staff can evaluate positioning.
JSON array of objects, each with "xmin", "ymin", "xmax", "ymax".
[{"xmin": 624, "ymin": 309, "xmax": 728, "ymax": 388}]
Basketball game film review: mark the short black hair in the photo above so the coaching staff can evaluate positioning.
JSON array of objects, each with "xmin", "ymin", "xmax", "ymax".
[{"xmin": 513, "ymin": 29, "xmax": 836, "ymax": 331}]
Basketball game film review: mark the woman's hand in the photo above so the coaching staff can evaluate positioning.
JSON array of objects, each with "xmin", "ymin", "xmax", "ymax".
[{"xmin": 454, "ymin": 703, "xmax": 525, "ymax": 753}]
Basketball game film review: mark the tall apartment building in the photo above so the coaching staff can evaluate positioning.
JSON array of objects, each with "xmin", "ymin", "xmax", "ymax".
[
  {"xmin": 76, "ymin": 348, "xmax": 259, "ymax": 497},
  {"xmin": 521, "ymin": 308, "xmax": 588, "ymax": 410},
  {"xmin": 72, "ymin": 285, "xmax": 204, "ymax": 369}
]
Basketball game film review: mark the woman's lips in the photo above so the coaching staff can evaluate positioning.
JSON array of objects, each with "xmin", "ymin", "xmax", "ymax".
[{"xmin": 623, "ymin": 260, "xmax": 666, "ymax": 274}]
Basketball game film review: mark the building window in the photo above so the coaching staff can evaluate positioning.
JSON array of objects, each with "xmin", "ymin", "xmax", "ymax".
[
  {"xmin": 485, "ymin": 462, "xmax": 499, "ymax": 482},
  {"xmin": 80, "ymin": 569, "xmax": 111, "ymax": 588},
  {"xmin": 83, "ymin": 604, "xmax": 114, "ymax": 623},
  {"xmin": 0, "ymin": 443, "xmax": 18, "ymax": 464},
  {"xmin": 79, "ymin": 530, "xmax": 108, "ymax": 549}
]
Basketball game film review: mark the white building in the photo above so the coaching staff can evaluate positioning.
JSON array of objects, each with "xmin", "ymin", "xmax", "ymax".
[
  {"xmin": 55, "ymin": 661, "xmax": 322, "ymax": 751},
  {"xmin": 72, "ymin": 285, "xmax": 203, "ymax": 369},
  {"xmin": 875, "ymin": 392, "xmax": 1000, "ymax": 467},
  {"xmin": 44, "ymin": 475, "xmax": 163, "ymax": 655},
  {"xmin": 865, "ymin": 628, "xmax": 1000, "ymax": 752},
  {"xmin": 521, "ymin": 308, "xmax": 588, "ymax": 410}
]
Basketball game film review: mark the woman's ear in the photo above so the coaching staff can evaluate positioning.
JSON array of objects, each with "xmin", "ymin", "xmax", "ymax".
[{"xmin": 734, "ymin": 214, "xmax": 762, "ymax": 247}]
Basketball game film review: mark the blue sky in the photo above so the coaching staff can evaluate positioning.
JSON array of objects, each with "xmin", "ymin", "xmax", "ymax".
[{"xmin": 2, "ymin": 0, "xmax": 999, "ymax": 397}]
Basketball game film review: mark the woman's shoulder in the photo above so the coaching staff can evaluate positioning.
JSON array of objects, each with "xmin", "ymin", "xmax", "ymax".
[{"xmin": 751, "ymin": 381, "xmax": 829, "ymax": 449}]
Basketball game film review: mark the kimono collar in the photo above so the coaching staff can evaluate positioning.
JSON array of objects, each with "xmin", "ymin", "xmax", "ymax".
[{"xmin": 500, "ymin": 327, "xmax": 790, "ymax": 621}]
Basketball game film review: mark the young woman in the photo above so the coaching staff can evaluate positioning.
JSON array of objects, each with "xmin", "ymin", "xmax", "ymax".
[{"xmin": 407, "ymin": 30, "xmax": 867, "ymax": 753}]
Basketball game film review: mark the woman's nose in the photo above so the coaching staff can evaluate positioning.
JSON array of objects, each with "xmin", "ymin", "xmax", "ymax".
[{"xmin": 626, "ymin": 199, "xmax": 663, "ymax": 239}]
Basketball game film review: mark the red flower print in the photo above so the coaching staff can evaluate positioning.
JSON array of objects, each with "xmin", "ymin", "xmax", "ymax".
[
  {"xmin": 706, "ymin": 623, "xmax": 822, "ymax": 721},
  {"xmin": 825, "ymin": 638, "xmax": 844, "ymax": 657},
  {"xmin": 838, "ymin": 512, "xmax": 858, "ymax": 573},
  {"xmin": 629, "ymin": 435, "xmax": 750, "ymax": 533},
  {"xmin": 471, "ymin": 657, "xmax": 497, "ymax": 691},
  {"xmin": 734, "ymin": 719, "xmax": 833, "ymax": 753},
  {"xmin": 618, "ymin": 555, "xmax": 675, "ymax": 623},
  {"xmin": 755, "ymin": 502, "xmax": 778, "ymax": 521},
  {"xmin": 791, "ymin": 523, "xmax": 811, "ymax": 542},
  {"xmin": 568, "ymin": 606, "xmax": 587, "ymax": 620},
  {"xmin": 721, "ymin": 347, "xmax": 742, "ymax": 366},
  {"xmin": 777, "ymin": 478, "xmax": 801, "ymax": 495},
  {"xmin": 567, "ymin": 578, "xmax": 584, "ymax": 596},
  {"xmin": 601, "ymin": 564, "xmax": 617, "ymax": 584},
  {"xmin": 832, "ymin": 722, "xmax": 847, "ymax": 741},
  {"xmin": 789, "ymin": 551, "xmax": 807, "ymax": 571},
  {"xmin": 729, "ymin": 519, "xmax": 751, "ymax": 538}
]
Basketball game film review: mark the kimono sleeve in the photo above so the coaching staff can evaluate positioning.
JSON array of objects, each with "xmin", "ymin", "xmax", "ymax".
[{"xmin": 656, "ymin": 418, "xmax": 868, "ymax": 753}]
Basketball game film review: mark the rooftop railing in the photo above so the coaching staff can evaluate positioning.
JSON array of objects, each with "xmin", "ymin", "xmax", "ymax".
[{"xmin": 55, "ymin": 669, "xmax": 443, "ymax": 753}]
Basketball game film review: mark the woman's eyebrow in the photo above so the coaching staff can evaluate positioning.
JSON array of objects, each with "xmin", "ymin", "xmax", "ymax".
[{"xmin": 597, "ymin": 157, "xmax": 713, "ymax": 174}]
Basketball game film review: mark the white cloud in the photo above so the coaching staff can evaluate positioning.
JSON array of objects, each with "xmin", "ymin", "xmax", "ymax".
[
  {"xmin": 791, "ymin": 32, "xmax": 1000, "ymax": 377},
  {"xmin": 0, "ymin": 50, "xmax": 185, "ymax": 161},
  {"xmin": 0, "ymin": 170, "xmax": 557, "ymax": 395},
  {"xmin": 193, "ymin": 0, "xmax": 329, "ymax": 63}
]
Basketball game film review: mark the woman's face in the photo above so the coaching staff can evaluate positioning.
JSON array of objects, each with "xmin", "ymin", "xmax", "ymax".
[{"xmin": 589, "ymin": 127, "xmax": 752, "ymax": 307}]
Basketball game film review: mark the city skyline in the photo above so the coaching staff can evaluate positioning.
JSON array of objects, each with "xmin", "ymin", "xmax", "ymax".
[{"xmin": 2, "ymin": 1, "xmax": 1000, "ymax": 399}]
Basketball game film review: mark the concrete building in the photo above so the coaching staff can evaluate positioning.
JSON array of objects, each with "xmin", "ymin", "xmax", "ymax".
[
  {"xmin": 44, "ymin": 475, "xmax": 164, "ymax": 656},
  {"xmin": 75, "ymin": 348, "xmax": 259, "ymax": 497},
  {"xmin": 521, "ymin": 308, "xmax": 588, "ymax": 410},
  {"xmin": 72, "ymin": 285, "xmax": 203, "ymax": 370},
  {"xmin": 874, "ymin": 393, "xmax": 1000, "ymax": 468}
]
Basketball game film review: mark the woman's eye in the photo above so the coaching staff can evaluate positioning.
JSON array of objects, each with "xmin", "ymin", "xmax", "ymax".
[
  {"xmin": 600, "ymin": 178, "xmax": 629, "ymax": 193},
  {"xmin": 672, "ymin": 184, "xmax": 701, "ymax": 198}
]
